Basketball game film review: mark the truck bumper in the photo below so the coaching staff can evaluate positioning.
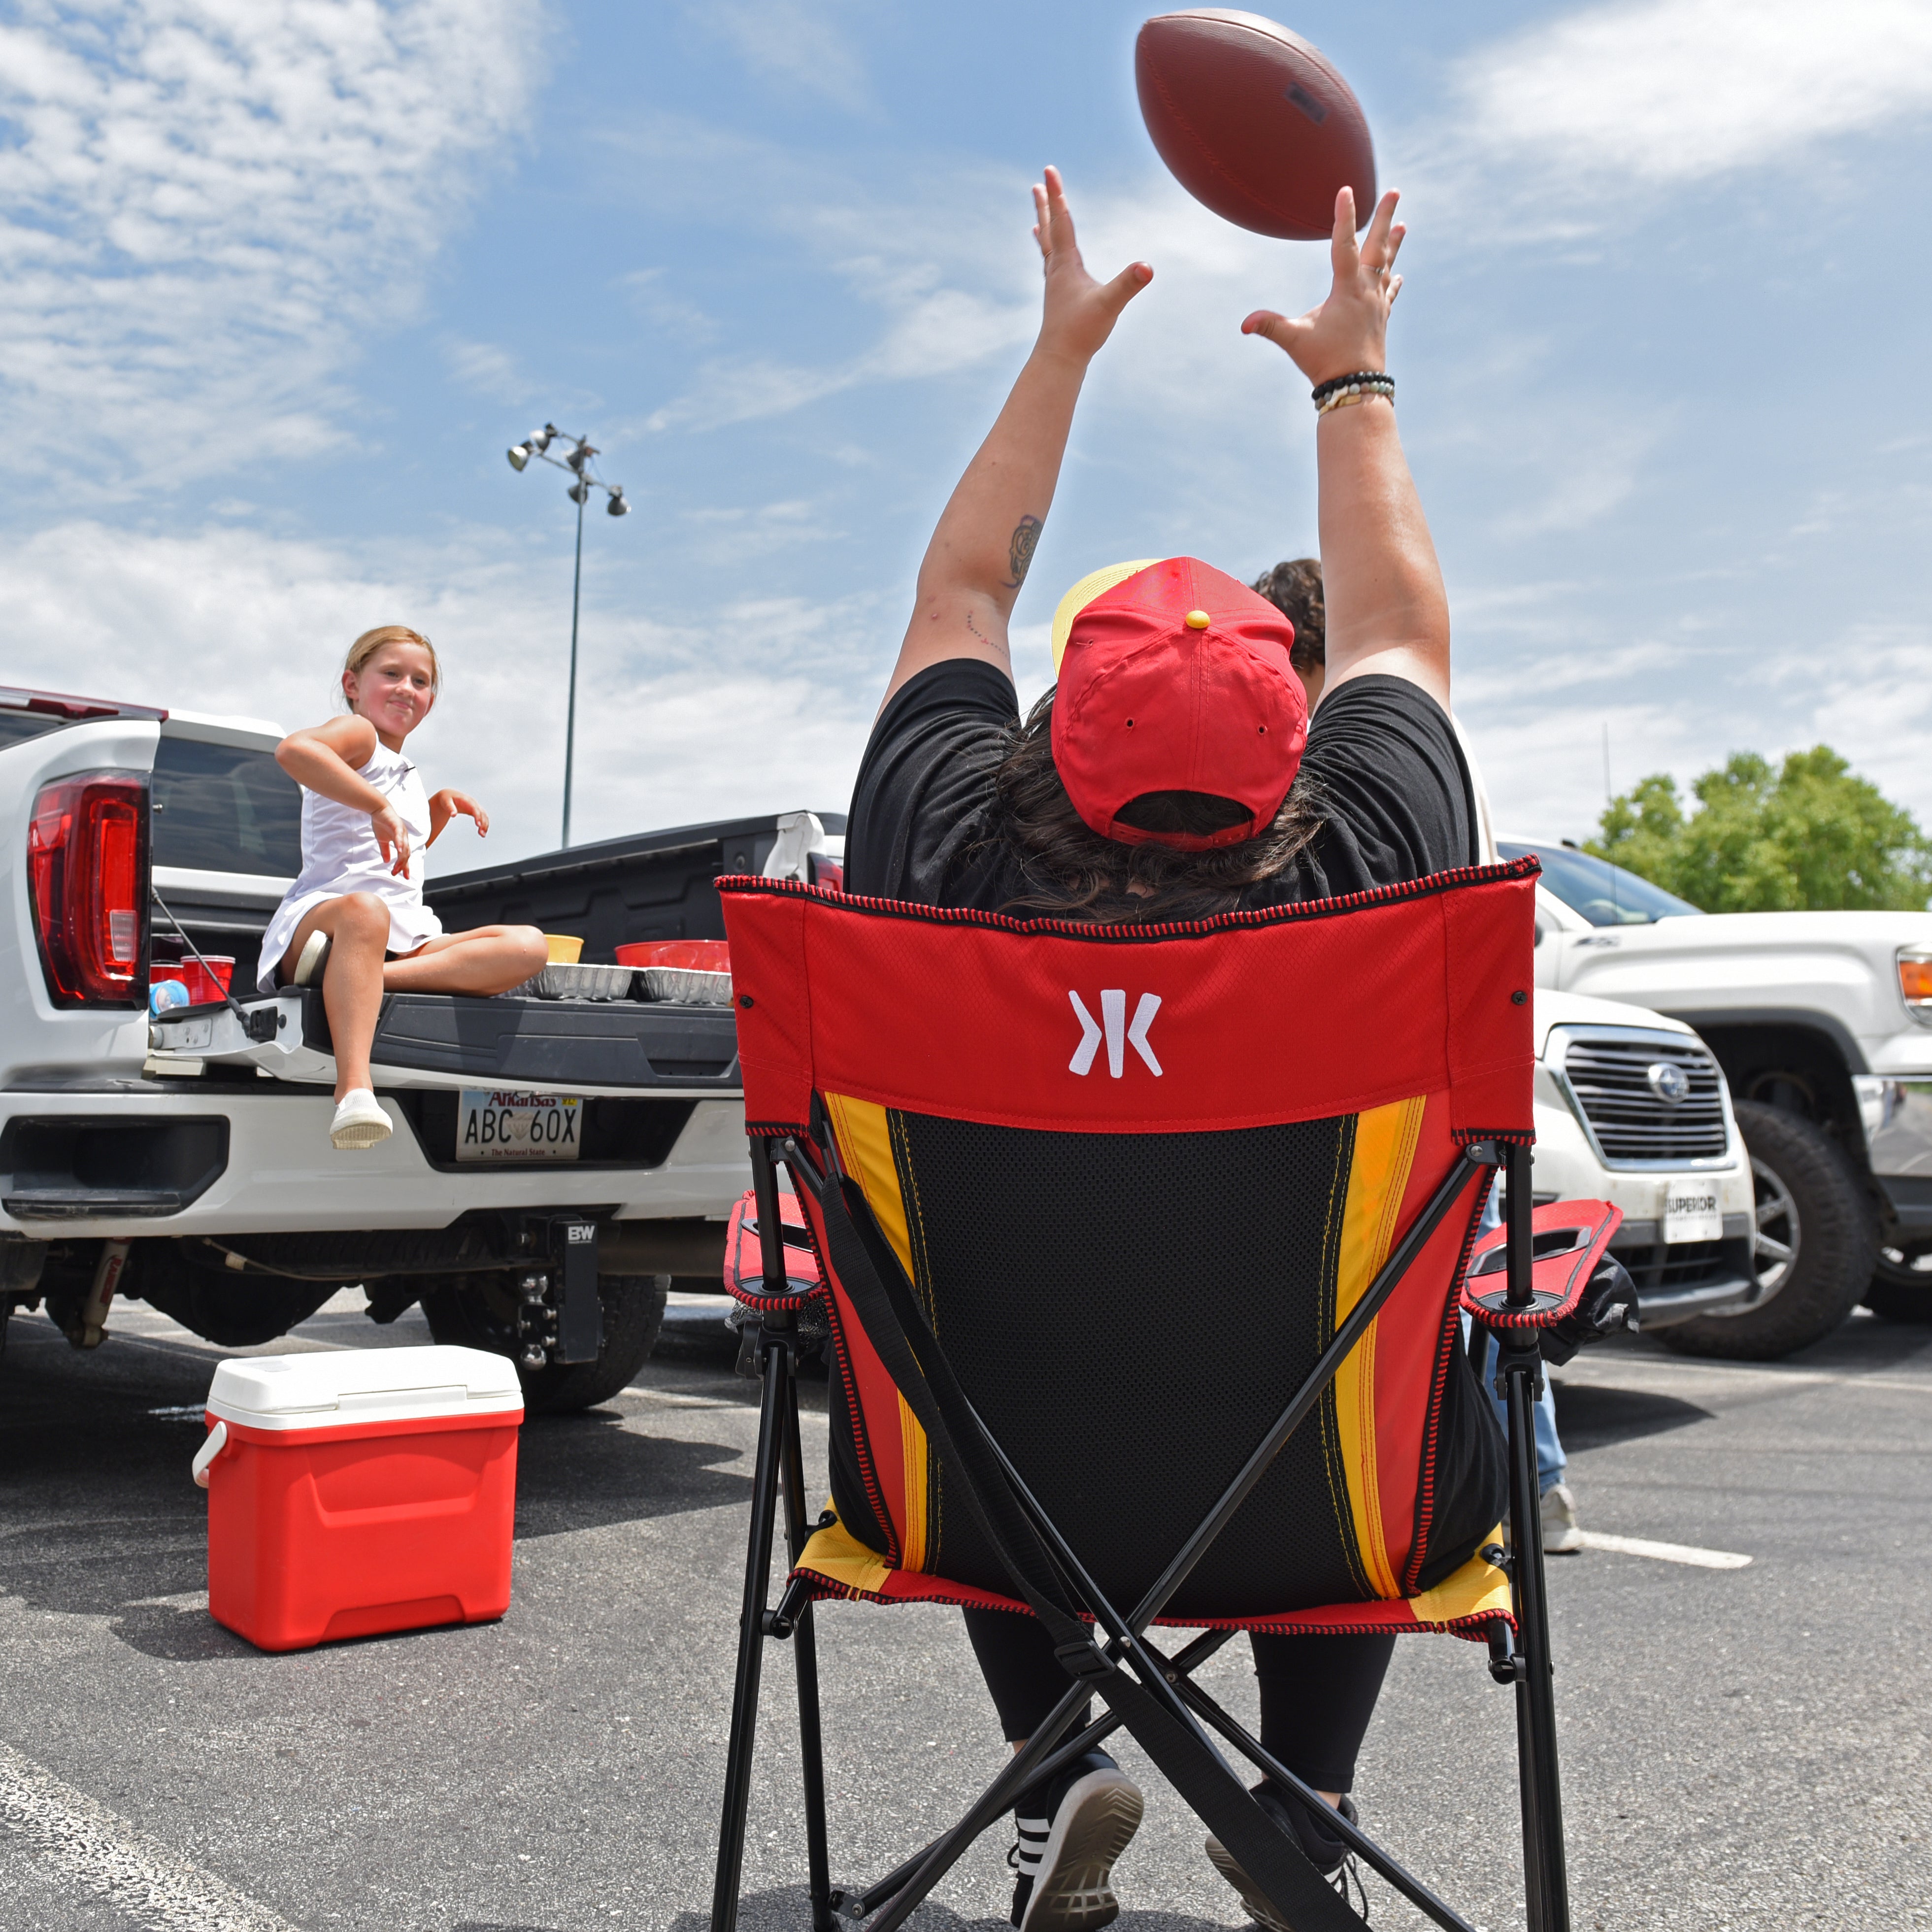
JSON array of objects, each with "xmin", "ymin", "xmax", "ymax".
[{"xmin": 0, "ymin": 1088, "xmax": 750, "ymax": 1240}]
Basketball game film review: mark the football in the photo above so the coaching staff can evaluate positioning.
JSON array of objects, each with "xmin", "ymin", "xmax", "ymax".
[{"xmin": 1135, "ymin": 10, "xmax": 1376, "ymax": 240}]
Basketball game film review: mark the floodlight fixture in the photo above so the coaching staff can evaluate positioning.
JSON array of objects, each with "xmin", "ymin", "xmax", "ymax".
[{"xmin": 501, "ymin": 420, "xmax": 631, "ymax": 848}]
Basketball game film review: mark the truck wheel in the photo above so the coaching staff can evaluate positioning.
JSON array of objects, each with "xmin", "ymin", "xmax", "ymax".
[
  {"xmin": 130, "ymin": 1241, "xmax": 344, "ymax": 1347},
  {"xmin": 1658, "ymin": 1100, "xmax": 1875, "ymax": 1361},
  {"xmin": 1865, "ymin": 1248, "xmax": 1932, "ymax": 1324},
  {"xmin": 418, "ymin": 1271, "xmax": 667, "ymax": 1414}
]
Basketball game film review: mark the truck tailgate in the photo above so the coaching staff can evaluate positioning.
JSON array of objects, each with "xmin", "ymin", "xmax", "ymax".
[{"xmin": 147, "ymin": 990, "xmax": 741, "ymax": 1096}]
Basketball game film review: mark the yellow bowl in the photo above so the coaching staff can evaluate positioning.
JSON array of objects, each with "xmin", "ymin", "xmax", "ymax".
[{"xmin": 544, "ymin": 933, "xmax": 585, "ymax": 965}]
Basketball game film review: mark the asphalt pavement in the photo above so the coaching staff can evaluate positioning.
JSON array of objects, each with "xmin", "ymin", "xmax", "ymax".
[{"xmin": 2, "ymin": 1287, "xmax": 1928, "ymax": 1931}]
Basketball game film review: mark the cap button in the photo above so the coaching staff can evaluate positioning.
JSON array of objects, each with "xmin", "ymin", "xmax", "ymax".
[{"xmin": 1184, "ymin": 609, "xmax": 1210, "ymax": 630}]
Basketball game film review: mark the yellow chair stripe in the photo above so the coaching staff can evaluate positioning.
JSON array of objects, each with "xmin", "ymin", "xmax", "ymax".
[
  {"xmin": 825, "ymin": 1093, "xmax": 929, "ymax": 1569},
  {"xmin": 1332, "ymin": 1096, "xmax": 1427, "ymax": 1599}
]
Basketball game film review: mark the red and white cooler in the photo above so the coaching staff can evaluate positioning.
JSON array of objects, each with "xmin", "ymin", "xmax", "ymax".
[{"xmin": 193, "ymin": 1345, "xmax": 523, "ymax": 1653}]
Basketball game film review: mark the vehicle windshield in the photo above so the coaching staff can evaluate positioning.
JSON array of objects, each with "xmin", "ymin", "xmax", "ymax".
[
  {"xmin": 153, "ymin": 736, "xmax": 303, "ymax": 876},
  {"xmin": 1499, "ymin": 841, "xmax": 1704, "ymax": 928}
]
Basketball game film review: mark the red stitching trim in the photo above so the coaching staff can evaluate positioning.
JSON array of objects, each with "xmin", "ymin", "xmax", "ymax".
[
  {"xmin": 819, "ymin": 1289, "xmax": 901, "ymax": 1567},
  {"xmin": 717, "ymin": 855, "xmax": 1541, "ymax": 941},
  {"xmin": 1401, "ymin": 1178, "xmax": 1491, "ymax": 1596},
  {"xmin": 790, "ymin": 1569, "xmax": 1511, "ymax": 1639}
]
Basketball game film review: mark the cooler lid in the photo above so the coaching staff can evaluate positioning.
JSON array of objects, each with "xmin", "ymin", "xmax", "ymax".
[{"xmin": 206, "ymin": 1344, "xmax": 524, "ymax": 1430}]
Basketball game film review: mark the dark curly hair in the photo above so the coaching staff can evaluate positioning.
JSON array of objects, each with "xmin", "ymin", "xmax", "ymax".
[
  {"xmin": 1251, "ymin": 558, "xmax": 1325, "ymax": 680},
  {"xmin": 961, "ymin": 687, "xmax": 1326, "ymax": 925}
]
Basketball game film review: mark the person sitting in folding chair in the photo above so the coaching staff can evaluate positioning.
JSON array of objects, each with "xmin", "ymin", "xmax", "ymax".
[
  {"xmin": 840, "ymin": 168, "xmax": 1473, "ymax": 1925},
  {"xmin": 710, "ymin": 166, "xmax": 1626, "ymax": 1932}
]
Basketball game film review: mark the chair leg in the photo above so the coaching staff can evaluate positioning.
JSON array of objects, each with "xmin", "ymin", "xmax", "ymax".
[
  {"xmin": 779, "ymin": 1364, "xmax": 837, "ymax": 1932},
  {"xmin": 1501, "ymin": 1336, "xmax": 1571, "ymax": 1932},
  {"xmin": 709, "ymin": 1331, "xmax": 792, "ymax": 1932}
]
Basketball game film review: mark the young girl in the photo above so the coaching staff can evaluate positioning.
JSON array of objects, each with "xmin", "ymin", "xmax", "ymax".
[{"xmin": 259, "ymin": 626, "xmax": 548, "ymax": 1149}]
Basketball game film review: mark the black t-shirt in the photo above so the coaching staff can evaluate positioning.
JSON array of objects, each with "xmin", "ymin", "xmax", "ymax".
[{"xmin": 845, "ymin": 659, "xmax": 1477, "ymax": 913}]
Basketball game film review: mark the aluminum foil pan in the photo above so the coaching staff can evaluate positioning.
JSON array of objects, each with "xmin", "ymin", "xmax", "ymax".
[
  {"xmin": 640, "ymin": 966, "xmax": 733, "ymax": 1006},
  {"xmin": 509, "ymin": 962, "xmax": 638, "ymax": 1001}
]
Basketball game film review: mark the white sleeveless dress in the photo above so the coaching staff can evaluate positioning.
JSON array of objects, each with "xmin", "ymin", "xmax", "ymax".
[{"xmin": 257, "ymin": 741, "xmax": 445, "ymax": 990}]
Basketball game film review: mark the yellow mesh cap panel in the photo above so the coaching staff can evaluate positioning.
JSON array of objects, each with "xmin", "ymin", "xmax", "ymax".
[{"xmin": 1050, "ymin": 559, "xmax": 1160, "ymax": 672}]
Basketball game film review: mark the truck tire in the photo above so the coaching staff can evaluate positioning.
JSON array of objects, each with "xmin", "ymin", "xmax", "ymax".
[
  {"xmin": 1658, "ymin": 1100, "xmax": 1875, "ymax": 1360},
  {"xmin": 130, "ymin": 1241, "xmax": 344, "ymax": 1347},
  {"xmin": 1865, "ymin": 1248, "xmax": 1932, "ymax": 1324},
  {"xmin": 418, "ymin": 1271, "xmax": 667, "ymax": 1414}
]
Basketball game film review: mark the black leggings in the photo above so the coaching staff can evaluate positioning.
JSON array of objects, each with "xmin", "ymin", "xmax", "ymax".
[{"xmin": 963, "ymin": 1607, "xmax": 1394, "ymax": 1794}]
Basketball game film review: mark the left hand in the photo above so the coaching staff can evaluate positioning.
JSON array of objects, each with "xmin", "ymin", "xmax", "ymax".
[
  {"xmin": 1033, "ymin": 165, "xmax": 1152, "ymax": 365},
  {"xmin": 428, "ymin": 789, "xmax": 488, "ymax": 846},
  {"xmin": 1242, "ymin": 186, "xmax": 1405, "ymax": 388}
]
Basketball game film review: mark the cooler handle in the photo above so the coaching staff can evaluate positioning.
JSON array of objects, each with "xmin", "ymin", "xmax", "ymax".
[{"xmin": 192, "ymin": 1420, "xmax": 228, "ymax": 1489}]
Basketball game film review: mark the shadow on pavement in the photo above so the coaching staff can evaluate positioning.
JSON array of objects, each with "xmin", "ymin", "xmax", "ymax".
[
  {"xmin": 667, "ymin": 1896, "xmax": 1233, "ymax": 1932},
  {"xmin": 513, "ymin": 1409, "xmax": 751, "ymax": 1539},
  {"xmin": 1550, "ymin": 1380, "xmax": 1713, "ymax": 1451}
]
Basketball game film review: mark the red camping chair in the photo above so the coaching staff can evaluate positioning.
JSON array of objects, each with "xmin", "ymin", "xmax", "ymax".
[{"xmin": 709, "ymin": 856, "xmax": 1627, "ymax": 1932}]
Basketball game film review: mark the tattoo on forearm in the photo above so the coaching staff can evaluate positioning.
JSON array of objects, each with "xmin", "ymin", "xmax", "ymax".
[{"xmin": 1003, "ymin": 514, "xmax": 1043, "ymax": 589}]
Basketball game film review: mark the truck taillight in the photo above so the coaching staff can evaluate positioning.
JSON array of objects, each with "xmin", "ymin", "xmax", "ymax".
[{"xmin": 27, "ymin": 771, "xmax": 150, "ymax": 1007}]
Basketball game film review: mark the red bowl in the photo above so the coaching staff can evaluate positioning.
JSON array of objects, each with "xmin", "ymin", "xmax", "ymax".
[{"xmin": 615, "ymin": 940, "xmax": 730, "ymax": 972}]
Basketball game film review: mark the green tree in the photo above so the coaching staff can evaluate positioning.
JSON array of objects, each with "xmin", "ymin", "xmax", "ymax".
[{"xmin": 1586, "ymin": 746, "xmax": 1932, "ymax": 913}]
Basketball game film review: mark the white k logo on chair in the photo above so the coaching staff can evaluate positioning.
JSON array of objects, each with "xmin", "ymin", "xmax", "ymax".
[{"xmin": 1067, "ymin": 990, "xmax": 1164, "ymax": 1078}]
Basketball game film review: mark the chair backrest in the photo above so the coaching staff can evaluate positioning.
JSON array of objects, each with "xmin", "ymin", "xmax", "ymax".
[{"xmin": 721, "ymin": 860, "xmax": 1538, "ymax": 1620}]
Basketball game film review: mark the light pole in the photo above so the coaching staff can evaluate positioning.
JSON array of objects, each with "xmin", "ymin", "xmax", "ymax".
[{"xmin": 507, "ymin": 424, "xmax": 629, "ymax": 848}]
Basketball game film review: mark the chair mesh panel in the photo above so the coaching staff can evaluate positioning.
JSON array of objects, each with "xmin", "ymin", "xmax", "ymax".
[{"xmin": 890, "ymin": 1109, "xmax": 1376, "ymax": 1619}]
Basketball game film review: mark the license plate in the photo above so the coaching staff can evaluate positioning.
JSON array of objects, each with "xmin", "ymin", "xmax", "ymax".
[
  {"xmin": 456, "ymin": 1089, "xmax": 583, "ymax": 1163},
  {"xmin": 1664, "ymin": 1187, "xmax": 1722, "ymax": 1244}
]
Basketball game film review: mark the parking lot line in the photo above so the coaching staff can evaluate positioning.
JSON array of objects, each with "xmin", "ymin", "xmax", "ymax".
[
  {"xmin": 0, "ymin": 1740, "xmax": 299, "ymax": 1932},
  {"xmin": 1573, "ymin": 1530, "xmax": 1752, "ymax": 1568}
]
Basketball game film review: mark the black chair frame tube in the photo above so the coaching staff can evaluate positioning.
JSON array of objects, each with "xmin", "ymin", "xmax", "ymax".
[{"xmin": 710, "ymin": 1131, "xmax": 1573, "ymax": 1932}]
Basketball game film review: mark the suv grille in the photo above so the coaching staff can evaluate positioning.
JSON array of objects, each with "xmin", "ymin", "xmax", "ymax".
[{"xmin": 1563, "ymin": 1034, "xmax": 1729, "ymax": 1163}]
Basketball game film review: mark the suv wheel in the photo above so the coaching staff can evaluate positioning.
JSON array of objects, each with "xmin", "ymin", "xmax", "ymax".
[
  {"xmin": 1865, "ymin": 1246, "xmax": 1932, "ymax": 1324},
  {"xmin": 418, "ymin": 1271, "xmax": 667, "ymax": 1413},
  {"xmin": 1657, "ymin": 1100, "xmax": 1875, "ymax": 1360}
]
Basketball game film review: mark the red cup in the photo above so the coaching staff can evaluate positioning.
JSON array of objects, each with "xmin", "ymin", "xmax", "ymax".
[
  {"xmin": 181, "ymin": 957, "xmax": 234, "ymax": 1005},
  {"xmin": 614, "ymin": 941, "xmax": 730, "ymax": 972}
]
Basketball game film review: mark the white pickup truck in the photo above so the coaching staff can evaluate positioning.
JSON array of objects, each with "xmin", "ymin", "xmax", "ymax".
[
  {"xmin": 0, "ymin": 681, "xmax": 1767, "ymax": 1393},
  {"xmin": 1509, "ymin": 834, "xmax": 1932, "ymax": 1357},
  {"xmin": 0, "ymin": 685, "xmax": 847, "ymax": 1409}
]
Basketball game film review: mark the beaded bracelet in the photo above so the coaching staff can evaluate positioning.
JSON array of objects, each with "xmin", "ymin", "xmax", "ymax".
[
  {"xmin": 1310, "ymin": 369, "xmax": 1391, "ymax": 403},
  {"xmin": 1314, "ymin": 374, "xmax": 1395, "ymax": 417}
]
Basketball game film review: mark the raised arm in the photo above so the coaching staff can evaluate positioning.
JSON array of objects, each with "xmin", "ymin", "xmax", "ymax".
[
  {"xmin": 275, "ymin": 714, "xmax": 411, "ymax": 874},
  {"xmin": 882, "ymin": 167, "xmax": 1151, "ymax": 708},
  {"xmin": 1242, "ymin": 188, "xmax": 1449, "ymax": 706}
]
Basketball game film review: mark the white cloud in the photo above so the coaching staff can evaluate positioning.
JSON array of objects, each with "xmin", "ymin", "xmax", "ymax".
[
  {"xmin": 1403, "ymin": 0, "xmax": 1932, "ymax": 235},
  {"xmin": 0, "ymin": 0, "xmax": 549, "ymax": 489},
  {"xmin": 685, "ymin": 0, "xmax": 875, "ymax": 114},
  {"xmin": 0, "ymin": 519, "xmax": 878, "ymax": 860}
]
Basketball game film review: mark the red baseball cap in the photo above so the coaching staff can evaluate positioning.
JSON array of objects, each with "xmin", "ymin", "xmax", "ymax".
[{"xmin": 1050, "ymin": 557, "xmax": 1307, "ymax": 851}]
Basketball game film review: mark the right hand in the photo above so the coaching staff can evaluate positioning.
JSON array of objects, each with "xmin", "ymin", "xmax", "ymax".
[
  {"xmin": 1243, "ymin": 186, "xmax": 1405, "ymax": 388},
  {"xmin": 372, "ymin": 804, "xmax": 411, "ymax": 876},
  {"xmin": 1033, "ymin": 165, "xmax": 1152, "ymax": 365}
]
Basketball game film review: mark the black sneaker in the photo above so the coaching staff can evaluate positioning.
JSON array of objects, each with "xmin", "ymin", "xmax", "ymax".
[
  {"xmin": 1006, "ymin": 1748, "xmax": 1144, "ymax": 1931},
  {"xmin": 1204, "ymin": 1782, "xmax": 1365, "ymax": 1929}
]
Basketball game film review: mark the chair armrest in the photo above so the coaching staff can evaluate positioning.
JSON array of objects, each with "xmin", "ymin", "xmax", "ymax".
[{"xmin": 1462, "ymin": 1199, "xmax": 1622, "ymax": 1330}]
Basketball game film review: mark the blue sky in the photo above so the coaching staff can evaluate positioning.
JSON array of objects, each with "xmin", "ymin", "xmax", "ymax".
[{"xmin": 3, "ymin": 0, "xmax": 1930, "ymax": 868}]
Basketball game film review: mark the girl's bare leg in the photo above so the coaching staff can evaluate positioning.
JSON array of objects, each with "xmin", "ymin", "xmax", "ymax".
[
  {"xmin": 279, "ymin": 894, "xmax": 390, "ymax": 1101},
  {"xmin": 384, "ymin": 925, "xmax": 547, "ymax": 997}
]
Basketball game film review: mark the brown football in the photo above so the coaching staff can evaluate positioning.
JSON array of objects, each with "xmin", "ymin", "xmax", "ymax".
[{"xmin": 1135, "ymin": 10, "xmax": 1376, "ymax": 239}]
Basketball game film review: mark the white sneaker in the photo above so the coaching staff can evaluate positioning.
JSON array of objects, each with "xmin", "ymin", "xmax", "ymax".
[
  {"xmin": 292, "ymin": 931, "xmax": 332, "ymax": 986},
  {"xmin": 1541, "ymin": 1482, "xmax": 1584, "ymax": 1554},
  {"xmin": 330, "ymin": 1089, "xmax": 392, "ymax": 1150}
]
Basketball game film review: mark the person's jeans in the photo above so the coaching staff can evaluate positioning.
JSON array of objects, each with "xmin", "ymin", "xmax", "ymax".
[{"xmin": 1468, "ymin": 1179, "xmax": 1566, "ymax": 1495}]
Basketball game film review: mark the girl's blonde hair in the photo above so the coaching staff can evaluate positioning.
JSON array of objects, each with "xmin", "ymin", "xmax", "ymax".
[{"xmin": 341, "ymin": 625, "xmax": 441, "ymax": 709}]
